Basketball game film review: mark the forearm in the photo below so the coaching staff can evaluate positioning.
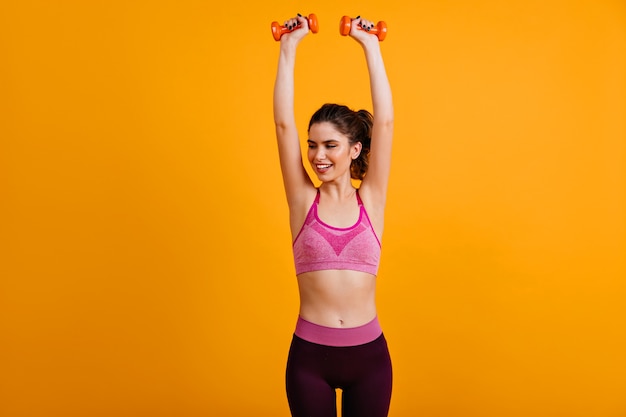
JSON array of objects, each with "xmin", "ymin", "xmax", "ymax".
[
  {"xmin": 362, "ymin": 42, "xmax": 393, "ymax": 125},
  {"xmin": 273, "ymin": 43, "xmax": 298, "ymax": 128}
]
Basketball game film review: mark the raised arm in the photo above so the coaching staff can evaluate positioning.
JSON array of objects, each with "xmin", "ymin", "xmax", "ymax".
[
  {"xmin": 349, "ymin": 17, "xmax": 394, "ymax": 206},
  {"xmin": 273, "ymin": 15, "xmax": 315, "ymax": 210}
]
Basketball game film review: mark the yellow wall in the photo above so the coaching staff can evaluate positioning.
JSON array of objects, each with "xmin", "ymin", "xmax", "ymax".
[{"xmin": 1, "ymin": 1, "xmax": 625, "ymax": 416}]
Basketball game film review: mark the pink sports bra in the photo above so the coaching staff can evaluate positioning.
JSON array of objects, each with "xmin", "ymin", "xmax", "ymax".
[{"xmin": 292, "ymin": 190, "xmax": 381, "ymax": 276}]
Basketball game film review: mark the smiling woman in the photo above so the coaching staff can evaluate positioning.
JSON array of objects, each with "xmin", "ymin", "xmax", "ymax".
[
  {"xmin": 272, "ymin": 12, "xmax": 394, "ymax": 417},
  {"xmin": 307, "ymin": 103, "xmax": 373, "ymax": 183}
]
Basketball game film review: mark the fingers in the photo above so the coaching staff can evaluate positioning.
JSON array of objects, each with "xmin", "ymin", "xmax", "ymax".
[
  {"xmin": 355, "ymin": 16, "xmax": 375, "ymax": 32},
  {"xmin": 348, "ymin": 15, "xmax": 387, "ymax": 41},
  {"xmin": 283, "ymin": 14, "xmax": 307, "ymax": 31}
]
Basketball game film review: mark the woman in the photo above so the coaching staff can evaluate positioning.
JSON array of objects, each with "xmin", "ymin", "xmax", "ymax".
[{"xmin": 273, "ymin": 13, "xmax": 394, "ymax": 417}]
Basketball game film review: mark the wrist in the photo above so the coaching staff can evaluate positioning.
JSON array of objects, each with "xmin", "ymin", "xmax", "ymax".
[
  {"xmin": 361, "ymin": 39, "xmax": 381, "ymax": 54},
  {"xmin": 280, "ymin": 39, "xmax": 299, "ymax": 55}
]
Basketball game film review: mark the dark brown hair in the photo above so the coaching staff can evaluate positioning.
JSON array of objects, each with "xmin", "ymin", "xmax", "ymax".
[{"xmin": 308, "ymin": 103, "xmax": 373, "ymax": 180}]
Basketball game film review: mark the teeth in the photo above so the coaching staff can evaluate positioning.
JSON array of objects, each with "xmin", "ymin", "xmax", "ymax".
[{"xmin": 317, "ymin": 164, "xmax": 332, "ymax": 169}]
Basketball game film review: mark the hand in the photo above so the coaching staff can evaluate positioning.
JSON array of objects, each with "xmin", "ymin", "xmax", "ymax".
[
  {"xmin": 346, "ymin": 16, "xmax": 386, "ymax": 44},
  {"xmin": 279, "ymin": 14, "xmax": 310, "ymax": 44}
]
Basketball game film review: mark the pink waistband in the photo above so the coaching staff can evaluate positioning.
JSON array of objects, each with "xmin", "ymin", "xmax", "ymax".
[{"xmin": 294, "ymin": 316, "xmax": 382, "ymax": 347}]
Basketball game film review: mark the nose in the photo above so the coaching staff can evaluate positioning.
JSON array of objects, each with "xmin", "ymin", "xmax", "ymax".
[{"xmin": 313, "ymin": 148, "xmax": 325, "ymax": 161}]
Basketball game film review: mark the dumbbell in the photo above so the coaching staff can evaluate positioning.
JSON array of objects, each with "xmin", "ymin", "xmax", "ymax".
[
  {"xmin": 339, "ymin": 15, "xmax": 387, "ymax": 41},
  {"xmin": 271, "ymin": 14, "xmax": 319, "ymax": 41}
]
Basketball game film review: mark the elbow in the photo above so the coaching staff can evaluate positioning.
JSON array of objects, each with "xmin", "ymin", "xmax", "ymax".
[
  {"xmin": 274, "ymin": 120, "xmax": 290, "ymax": 135},
  {"xmin": 273, "ymin": 112, "xmax": 292, "ymax": 130},
  {"xmin": 374, "ymin": 108, "xmax": 394, "ymax": 128},
  {"xmin": 378, "ymin": 116, "xmax": 394, "ymax": 130},
  {"xmin": 274, "ymin": 118, "xmax": 288, "ymax": 128}
]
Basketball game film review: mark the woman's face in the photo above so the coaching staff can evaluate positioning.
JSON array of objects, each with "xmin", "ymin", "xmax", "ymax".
[{"xmin": 307, "ymin": 122, "xmax": 361, "ymax": 182}]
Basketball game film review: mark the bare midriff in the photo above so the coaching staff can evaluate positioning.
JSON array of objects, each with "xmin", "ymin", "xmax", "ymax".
[{"xmin": 296, "ymin": 269, "xmax": 377, "ymax": 328}]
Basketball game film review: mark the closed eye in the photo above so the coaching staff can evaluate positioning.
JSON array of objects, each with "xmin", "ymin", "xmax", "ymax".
[{"xmin": 308, "ymin": 140, "xmax": 339, "ymax": 149}]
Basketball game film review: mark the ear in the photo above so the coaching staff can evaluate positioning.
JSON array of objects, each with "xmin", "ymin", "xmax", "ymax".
[{"xmin": 351, "ymin": 142, "xmax": 363, "ymax": 160}]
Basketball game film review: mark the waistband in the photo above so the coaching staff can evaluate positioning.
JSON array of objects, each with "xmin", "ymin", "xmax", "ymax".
[{"xmin": 294, "ymin": 315, "xmax": 382, "ymax": 347}]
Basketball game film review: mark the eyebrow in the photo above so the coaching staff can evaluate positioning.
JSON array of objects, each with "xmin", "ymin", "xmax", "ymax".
[{"xmin": 307, "ymin": 139, "xmax": 340, "ymax": 144}]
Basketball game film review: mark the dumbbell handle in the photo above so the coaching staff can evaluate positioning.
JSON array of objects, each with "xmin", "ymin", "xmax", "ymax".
[
  {"xmin": 339, "ymin": 16, "xmax": 387, "ymax": 41},
  {"xmin": 271, "ymin": 14, "xmax": 319, "ymax": 41}
]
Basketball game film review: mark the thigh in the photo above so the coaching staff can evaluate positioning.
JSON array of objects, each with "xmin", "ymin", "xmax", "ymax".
[
  {"xmin": 341, "ymin": 335, "xmax": 393, "ymax": 417},
  {"xmin": 286, "ymin": 335, "xmax": 337, "ymax": 417}
]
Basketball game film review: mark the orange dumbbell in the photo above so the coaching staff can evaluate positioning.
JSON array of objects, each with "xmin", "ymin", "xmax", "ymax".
[
  {"xmin": 271, "ymin": 13, "xmax": 319, "ymax": 41},
  {"xmin": 339, "ymin": 15, "xmax": 387, "ymax": 41}
]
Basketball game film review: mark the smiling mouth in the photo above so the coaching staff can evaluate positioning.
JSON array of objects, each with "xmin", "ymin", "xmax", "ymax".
[{"xmin": 316, "ymin": 164, "xmax": 332, "ymax": 170}]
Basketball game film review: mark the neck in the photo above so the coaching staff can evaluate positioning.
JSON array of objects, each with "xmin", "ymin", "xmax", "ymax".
[{"xmin": 319, "ymin": 181, "xmax": 357, "ymax": 202}]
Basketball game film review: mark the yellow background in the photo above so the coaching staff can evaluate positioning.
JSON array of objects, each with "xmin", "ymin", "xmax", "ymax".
[{"xmin": 1, "ymin": 0, "xmax": 625, "ymax": 416}]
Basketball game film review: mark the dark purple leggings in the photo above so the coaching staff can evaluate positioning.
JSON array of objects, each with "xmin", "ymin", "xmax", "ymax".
[{"xmin": 285, "ymin": 333, "xmax": 393, "ymax": 417}]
